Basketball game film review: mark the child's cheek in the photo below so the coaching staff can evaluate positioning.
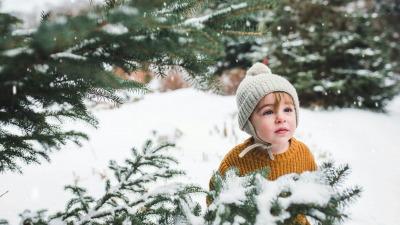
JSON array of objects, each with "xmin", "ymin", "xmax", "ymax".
[{"xmin": 259, "ymin": 121, "xmax": 273, "ymax": 134}]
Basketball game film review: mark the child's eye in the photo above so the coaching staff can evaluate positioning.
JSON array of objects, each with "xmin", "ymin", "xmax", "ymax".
[
  {"xmin": 263, "ymin": 110, "xmax": 273, "ymax": 115},
  {"xmin": 284, "ymin": 108, "xmax": 293, "ymax": 112},
  {"xmin": 263, "ymin": 108, "xmax": 292, "ymax": 115}
]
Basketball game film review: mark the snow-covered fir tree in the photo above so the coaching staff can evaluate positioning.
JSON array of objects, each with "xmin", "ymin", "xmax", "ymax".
[{"xmin": 0, "ymin": 0, "xmax": 273, "ymax": 174}]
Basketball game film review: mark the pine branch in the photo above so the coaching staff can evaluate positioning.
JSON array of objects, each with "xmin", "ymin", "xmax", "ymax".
[
  {"xmin": 204, "ymin": 5, "xmax": 272, "ymax": 25},
  {"xmin": 183, "ymin": 44, "xmax": 220, "ymax": 55},
  {"xmin": 181, "ymin": 0, "xmax": 208, "ymax": 13},
  {"xmin": 201, "ymin": 31, "xmax": 220, "ymax": 45},
  {"xmin": 336, "ymin": 186, "xmax": 363, "ymax": 207},
  {"xmin": 212, "ymin": 30, "xmax": 266, "ymax": 35},
  {"xmin": 40, "ymin": 11, "xmax": 51, "ymax": 23},
  {"xmin": 0, "ymin": 191, "xmax": 8, "ymax": 198},
  {"xmin": 329, "ymin": 164, "xmax": 350, "ymax": 186}
]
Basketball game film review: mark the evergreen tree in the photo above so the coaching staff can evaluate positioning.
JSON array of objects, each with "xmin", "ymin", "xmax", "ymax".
[
  {"xmin": 261, "ymin": 0, "xmax": 398, "ymax": 110},
  {"xmin": 0, "ymin": 0, "xmax": 274, "ymax": 174},
  {"xmin": 371, "ymin": 0, "xmax": 400, "ymax": 93},
  {"xmin": 196, "ymin": 1, "xmax": 267, "ymax": 78}
]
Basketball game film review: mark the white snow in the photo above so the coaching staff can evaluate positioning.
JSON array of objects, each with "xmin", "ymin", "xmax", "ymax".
[
  {"xmin": 51, "ymin": 52, "xmax": 87, "ymax": 60},
  {"xmin": 66, "ymin": 38, "xmax": 99, "ymax": 53},
  {"xmin": 184, "ymin": 3, "xmax": 247, "ymax": 29},
  {"xmin": 1, "ymin": 88, "xmax": 400, "ymax": 225},
  {"xmin": 231, "ymin": 3, "xmax": 247, "ymax": 10},
  {"xmin": 208, "ymin": 169, "xmax": 250, "ymax": 210},
  {"xmin": 103, "ymin": 62, "xmax": 112, "ymax": 71},
  {"xmin": 282, "ymin": 40, "xmax": 307, "ymax": 48},
  {"xmin": 111, "ymin": 6, "xmax": 139, "ymax": 16},
  {"xmin": 313, "ymin": 86, "xmax": 324, "ymax": 92},
  {"xmin": 254, "ymin": 170, "xmax": 335, "ymax": 224},
  {"xmin": 102, "ymin": 23, "xmax": 129, "ymax": 35},
  {"xmin": 321, "ymin": 79, "xmax": 343, "ymax": 88},
  {"xmin": 179, "ymin": 199, "xmax": 205, "ymax": 225},
  {"xmin": 3, "ymin": 47, "xmax": 33, "ymax": 57},
  {"xmin": 33, "ymin": 64, "xmax": 49, "ymax": 73},
  {"xmin": 11, "ymin": 28, "xmax": 37, "ymax": 36},
  {"xmin": 233, "ymin": 215, "xmax": 246, "ymax": 225},
  {"xmin": 346, "ymin": 48, "xmax": 381, "ymax": 56}
]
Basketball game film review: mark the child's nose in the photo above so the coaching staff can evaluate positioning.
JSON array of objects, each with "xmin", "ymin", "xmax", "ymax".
[{"xmin": 275, "ymin": 112, "xmax": 286, "ymax": 123}]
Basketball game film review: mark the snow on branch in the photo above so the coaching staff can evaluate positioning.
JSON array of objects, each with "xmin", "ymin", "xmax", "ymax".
[
  {"xmin": 18, "ymin": 139, "xmax": 204, "ymax": 225},
  {"xmin": 50, "ymin": 52, "xmax": 87, "ymax": 61},
  {"xmin": 183, "ymin": 3, "xmax": 247, "ymax": 29},
  {"xmin": 206, "ymin": 163, "xmax": 362, "ymax": 225},
  {"xmin": 2, "ymin": 47, "xmax": 33, "ymax": 57},
  {"xmin": 11, "ymin": 28, "xmax": 37, "ymax": 36}
]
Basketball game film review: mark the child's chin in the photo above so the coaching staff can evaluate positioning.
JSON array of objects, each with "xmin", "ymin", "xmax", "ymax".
[{"xmin": 270, "ymin": 136, "xmax": 291, "ymax": 144}]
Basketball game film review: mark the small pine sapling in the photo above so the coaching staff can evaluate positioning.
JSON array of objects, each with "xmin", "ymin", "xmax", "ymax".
[
  {"xmin": 206, "ymin": 161, "xmax": 362, "ymax": 225},
  {"xmin": 18, "ymin": 140, "xmax": 206, "ymax": 225}
]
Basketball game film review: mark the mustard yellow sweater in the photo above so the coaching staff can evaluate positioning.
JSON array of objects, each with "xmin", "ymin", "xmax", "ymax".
[{"xmin": 208, "ymin": 136, "xmax": 317, "ymax": 225}]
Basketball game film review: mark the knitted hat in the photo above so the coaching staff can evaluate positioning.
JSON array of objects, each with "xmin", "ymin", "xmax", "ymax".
[{"xmin": 236, "ymin": 63, "xmax": 300, "ymax": 160}]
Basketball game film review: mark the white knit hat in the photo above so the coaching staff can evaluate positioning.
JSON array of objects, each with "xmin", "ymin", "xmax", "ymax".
[{"xmin": 236, "ymin": 63, "xmax": 300, "ymax": 160}]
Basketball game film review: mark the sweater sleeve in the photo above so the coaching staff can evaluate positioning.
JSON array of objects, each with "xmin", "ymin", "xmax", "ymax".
[{"xmin": 217, "ymin": 159, "xmax": 230, "ymax": 175}]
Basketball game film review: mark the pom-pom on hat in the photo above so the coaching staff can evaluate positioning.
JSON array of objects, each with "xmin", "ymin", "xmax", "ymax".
[{"xmin": 236, "ymin": 63, "xmax": 300, "ymax": 160}]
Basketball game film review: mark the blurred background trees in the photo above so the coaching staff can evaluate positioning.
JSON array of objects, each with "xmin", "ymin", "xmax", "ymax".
[{"xmin": 213, "ymin": 0, "xmax": 400, "ymax": 112}]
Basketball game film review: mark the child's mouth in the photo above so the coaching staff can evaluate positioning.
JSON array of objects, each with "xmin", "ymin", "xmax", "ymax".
[{"xmin": 275, "ymin": 130, "xmax": 288, "ymax": 134}]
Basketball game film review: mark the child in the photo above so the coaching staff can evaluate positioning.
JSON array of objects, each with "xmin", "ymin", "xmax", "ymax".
[{"xmin": 208, "ymin": 63, "xmax": 317, "ymax": 225}]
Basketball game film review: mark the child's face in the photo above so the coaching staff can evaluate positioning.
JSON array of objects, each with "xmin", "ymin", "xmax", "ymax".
[{"xmin": 249, "ymin": 92, "xmax": 296, "ymax": 145}]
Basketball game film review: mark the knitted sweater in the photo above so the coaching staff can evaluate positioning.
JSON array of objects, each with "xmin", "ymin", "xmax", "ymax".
[{"xmin": 208, "ymin": 136, "xmax": 317, "ymax": 225}]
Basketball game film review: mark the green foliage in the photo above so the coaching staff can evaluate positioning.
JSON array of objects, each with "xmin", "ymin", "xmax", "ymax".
[
  {"xmin": 215, "ymin": 0, "xmax": 400, "ymax": 110},
  {"xmin": 198, "ymin": 0, "xmax": 275, "ymax": 75},
  {"xmin": 372, "ymin": 0, "xmax": 400, "ymax": 93},
  {"xmin": 40, "ymin": 11, "xmax": 51, "ymax": 23},
  {"xmin": 0, "ymin": 0, "xmax": 274, "ymax": 174},
  {"xmin": 264, "ymin": 0, "xmax": 398, "ymax": 111},
  {"xmin": 205, "ymin": 161, "xmax": 362, "ymax": 225},
  {"xmin": 205, "ymin": 167, "xmax": 269, "ymax": 224},
  {"xmin": 17, "ymin": 139, "xmax": 206, "ymax": 225},
  {"xmin": 0, "ymin": 191, "xmax": 8, "ymax": 198},
  {"xmin": 20, "ymin": 210, "xmax": 48, "ymax": 225},
  {"xmin": 0, "ymin": 13, "xmax": 23, "ymax": 36}
]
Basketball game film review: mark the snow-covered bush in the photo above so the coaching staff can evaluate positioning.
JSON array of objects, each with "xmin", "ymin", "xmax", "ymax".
[
  {"xmin": 16, "ymin": 140, "xmax": 205, "ymax": 225},
  {"xmin": 205, "ymin": 162, "xmax": 361, "ymax": 225},
  {"xmin": 12, "ymin": 139, "xmax": 360, "ymax": 225}
]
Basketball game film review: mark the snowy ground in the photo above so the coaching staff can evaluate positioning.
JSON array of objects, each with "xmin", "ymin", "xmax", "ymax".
[{"xmin": 1, "ymin": 86, "xmax": 399, "ymax": 225}]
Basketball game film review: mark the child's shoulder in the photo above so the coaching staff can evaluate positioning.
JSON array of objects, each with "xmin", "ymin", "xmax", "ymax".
[
  {"xmin": 291, "ymin": 137, "xmax": 315, "ymax": 158},
  {"xmin": 291, "ymin": 137, "xmax": 309, "ymax": 150}
]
